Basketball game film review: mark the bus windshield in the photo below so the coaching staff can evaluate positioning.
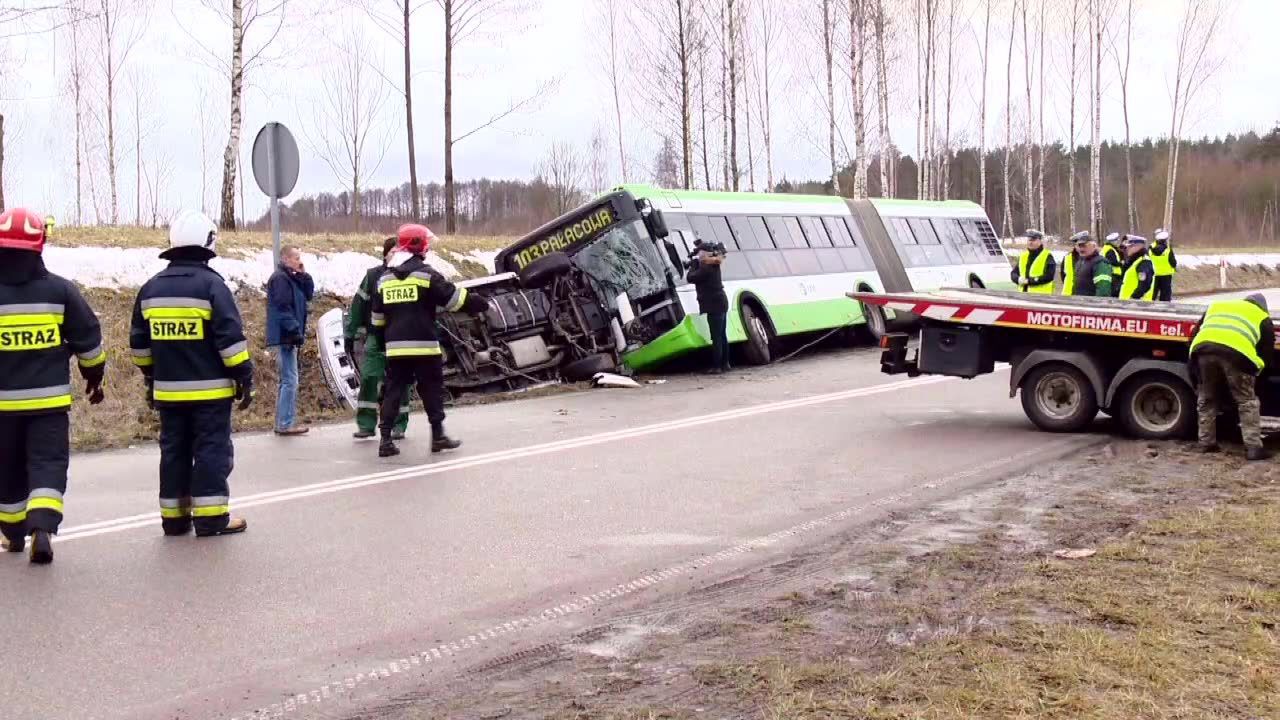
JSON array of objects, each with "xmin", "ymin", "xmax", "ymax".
[{"xmin": 573, "ymin": 218, "xmax": 669, "ymax": 309}]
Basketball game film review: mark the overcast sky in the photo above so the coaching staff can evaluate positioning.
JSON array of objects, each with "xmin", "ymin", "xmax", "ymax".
[{"xmin": 2, "ymin": 0, "xmax": 1277, "ymax": 225}]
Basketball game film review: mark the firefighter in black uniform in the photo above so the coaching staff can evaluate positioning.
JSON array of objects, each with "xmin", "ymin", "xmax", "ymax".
[
  {"xmin": 0, "ymin": 207, "xmax": 105, "ymax": 564},
  {"xmin": 371, "ymin": 224, "xmax": 489, "ymax": 458},
  {"xmin": 129, "ymin": 211, "xmax": 254, "ymax": 537}
]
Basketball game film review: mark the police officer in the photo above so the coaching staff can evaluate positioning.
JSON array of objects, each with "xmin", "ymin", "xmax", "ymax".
[
  {"xmin": 1102, "ymin": 232, "xmax": 1125, "ymax": 296},
  {"xmin": 129, "ymin": 211, "xmax": 254, "ymax": 537},
  {"xmin": 1011, "ymin": 229, "xmax": 1056, "ymax": 294},
  {"xmin": 0, "ymin": 208, "xmax": 105, "ymax": 564},
  {"xmin": 371, "ymin": 224, "xmax": 489, "ymax": 458},
  {"xmin": 1060, "ymin": 231, "xmax": 1114, "ymax": 298},
  {"xmin": 345, "ymin": 237, "xmax": 410, "ymax": 440},
  {"xmin": 1190, "ymin": 293, "xmax": 1274, "ymax": 461},
  {"xmin": 1118, "ymin": 235, "xmax": 1156, "ymax": 301},
  {"xmin": 1150, "ymin": 228, "xmax": 1178, "ymax": 301}
]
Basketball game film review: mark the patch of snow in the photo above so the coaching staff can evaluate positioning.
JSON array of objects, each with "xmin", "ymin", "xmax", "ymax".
[
  {"xmin": 467, "ymin": 249, "xmax": 501, "ymax": 274},
  {"xmin": 42, "ymin": 246, "xmax": 463, "ymax": 296},
  {"xmin": 1009, "ymin": 249, "xmax": 1280, "ymax": 270}
]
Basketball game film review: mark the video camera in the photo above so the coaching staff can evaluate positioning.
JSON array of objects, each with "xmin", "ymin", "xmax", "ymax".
[{"xmin": 689, "ymin": 237, "xmax": 728, "ymax": 259}]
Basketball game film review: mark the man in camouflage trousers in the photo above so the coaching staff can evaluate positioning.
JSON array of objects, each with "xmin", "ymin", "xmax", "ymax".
[{"xmin": 1189, "ymin": 293, "xmax": 1274, "ymax": 461}]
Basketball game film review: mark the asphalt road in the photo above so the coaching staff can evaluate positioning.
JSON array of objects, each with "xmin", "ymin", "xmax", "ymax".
[{"xmin": 3, "ymin": 342, "xmax": 1108, "ymax": 720}]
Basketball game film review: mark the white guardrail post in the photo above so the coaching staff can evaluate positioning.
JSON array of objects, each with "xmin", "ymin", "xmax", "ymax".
[{"xmin": 1219, "ymin": 257, "xmax": 1228, "ymax": 289}]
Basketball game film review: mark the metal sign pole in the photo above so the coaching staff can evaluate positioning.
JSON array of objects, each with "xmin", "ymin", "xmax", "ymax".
[{"xmin": 267, "ymin": 125, "xmax": 281, "ymax": 266}]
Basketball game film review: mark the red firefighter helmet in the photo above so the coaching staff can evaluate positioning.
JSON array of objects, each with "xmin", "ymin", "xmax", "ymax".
[
  {"xmin": 0, "ymin": 207, "xmax": 48, "ymax": 253},
  {"xmin": 397, "ymin": 223, "xmax": 435, "ymax": 255}
]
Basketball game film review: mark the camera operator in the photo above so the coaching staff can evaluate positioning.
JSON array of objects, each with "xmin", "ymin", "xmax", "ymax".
[{"xmin": 686, "ymin": 239, "xmax": 731, "ymax": 375}]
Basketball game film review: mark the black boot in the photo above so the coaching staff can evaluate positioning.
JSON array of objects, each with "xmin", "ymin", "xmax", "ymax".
[
  {"xmin": 431, "ymin": 425, "xmax": 461, "ymax": 453},
  {"xmin": 379, "ymin": 435, "xmax": 400, "ymax": 457},
  {"xmin": 1, "ymin": 535, "xmax": 24, "ymax": 553},
  {"xmin": 29, "ymin": 530, "xmax": 52, "ymax": 565}
]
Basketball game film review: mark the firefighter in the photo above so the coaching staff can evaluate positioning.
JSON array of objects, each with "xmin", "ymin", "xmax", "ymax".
[
  {"xmin": 1061, "ymin": 231, "xmax": 1114, "ymax": 297},
  {"xmin": 371, "ymin": 224, "xmax": 489, "ymax": 458},
  {"xmin": 1150, "ymin": 228, "xmax": 1178, "ymax": 301},
  {"xmin": 1102, "ymin": 232, "xmax": 1125, "ymax": 296},
  {"xmin": 0, "ymin": 208, "xmax": 105, "ymax": 564},
  {"xmin": 1011, "ymin": 229, "xmax": 1056, "ymax": 294},
  {"xmin": 1118, "ymin": 235, "xmax": 1156, "ymax": 301},
  {"xmin": 344, "ymin": 236, "xmax": 410, "ymax": 440},
  {"xmin": 1190, "ymin": 293, "xmax": 1274, "ymax": 461},
  {"xmin": 129, "ymin": 211, "xmax": 254, "ymax": 537}
]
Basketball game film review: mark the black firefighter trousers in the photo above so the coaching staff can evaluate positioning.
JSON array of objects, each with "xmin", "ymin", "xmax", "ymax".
[
  {"xmin": 158, "ymin": 401, "xmax": 234, "ymax": 534},
  {"xmin": 381, "ymin": 357, "xmax": 446, "ymax": 438},
  {"xmin": 0, "ymin": 412, "xmax": 69, "ymax": 542}
]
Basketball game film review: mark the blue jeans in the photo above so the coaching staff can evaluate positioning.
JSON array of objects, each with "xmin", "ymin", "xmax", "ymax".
[{"xmin": 275, "ymin": 345, "xmax": 299, "ymax": 431}]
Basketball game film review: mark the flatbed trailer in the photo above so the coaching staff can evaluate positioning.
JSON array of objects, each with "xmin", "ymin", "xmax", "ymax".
[{"xmin": 850, "ymin": 288, "xmax": 1280, "ymax": 440}]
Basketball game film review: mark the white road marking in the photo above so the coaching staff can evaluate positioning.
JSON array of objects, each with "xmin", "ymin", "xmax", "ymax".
[
  {"xmin": 226, "ymin": 438, "xmax": 1085, "ymax": 720},
  {"xmin": 56, "ymin": 373, "xmax": 987, "ymax": 544}
]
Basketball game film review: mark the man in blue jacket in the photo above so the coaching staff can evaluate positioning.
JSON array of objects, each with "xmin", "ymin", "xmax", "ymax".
[{"xmin": 267, "ymin": 245, "xmax": 315, "ymax": 436}]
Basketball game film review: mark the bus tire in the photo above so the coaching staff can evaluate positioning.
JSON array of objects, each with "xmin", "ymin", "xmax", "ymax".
[
  {"xmin": 518, "ymin": 252, "xmax": 572, "ymax": 288},
  {"xmin": 741, "ymin": 303, "xmax": 773, "ymax": 366},
  {"xmin": 859, "ymin": 301, "xmax": 889, "ymax": 342},
  {"xmin": 1115, "ymin": 373, "xmax": 1196, "ymax": 441},
  {"xmin": 562, "ymin": 353, "xmax": 616, "ymax": 382},
  {"xmin": 1019, "ymin": 363, "xmax": 1098, "ymax": 433}
]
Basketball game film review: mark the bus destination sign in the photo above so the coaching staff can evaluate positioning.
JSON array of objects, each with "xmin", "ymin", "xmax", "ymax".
[{"xmin": 510, "ymin": 206, "xmax": 616, "ymax": 270}]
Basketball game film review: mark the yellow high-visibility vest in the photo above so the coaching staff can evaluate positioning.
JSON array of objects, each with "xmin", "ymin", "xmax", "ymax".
[
  {"xmin": 1190, "ymin": 300, "xmax": 1269, "ymax": 370},
  {"xmin": 1018, "ymin": 249, "xmax": 1054, "ymax": 295}
]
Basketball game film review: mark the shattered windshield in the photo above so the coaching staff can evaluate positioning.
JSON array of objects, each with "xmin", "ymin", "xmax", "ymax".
[{"xmin": 573, "ymin": 219, "xmax": 669, "ymax": 307}]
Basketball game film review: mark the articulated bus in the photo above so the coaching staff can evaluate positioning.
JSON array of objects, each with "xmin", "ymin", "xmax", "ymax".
[{"xmin": 492, "ymin": 184, "xmax": 1013, "ymax": 372}]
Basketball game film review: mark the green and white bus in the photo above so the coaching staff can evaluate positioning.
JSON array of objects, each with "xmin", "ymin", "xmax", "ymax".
[{"xmin": 492, "ymin": 184, "xmax": 1012, "ymax": 372}]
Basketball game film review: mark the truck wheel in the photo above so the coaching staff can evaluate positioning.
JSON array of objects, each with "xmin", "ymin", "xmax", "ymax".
[
  {"xmin": 518, "ymin": 252, "xmax": 572, "ymax": 288},
  {"xmin": 1116, "ymin": 373, "xmax": 1196, "ymax": 440},
  {"xmin": 741, "ymin": 304, "xmax": 773, "ymax": 365},
  {"xmin": 1019, "ymin": 363, "xmax": 1099, "ymax": 433},
  {"xmin": 562, "ymin": 353, "xmax": 615, "ymax": 382}
]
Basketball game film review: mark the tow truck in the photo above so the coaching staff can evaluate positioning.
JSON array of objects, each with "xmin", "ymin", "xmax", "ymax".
[{"xmin": 849, "ymin": 288, "xmax": 1280, "ymax": 440}]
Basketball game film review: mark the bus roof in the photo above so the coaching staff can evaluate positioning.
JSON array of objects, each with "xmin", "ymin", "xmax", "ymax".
[
  {"xmin": 615, "ymin": 184, "xmax": 847, "ymax": 206},
  {"xmin": 870, "ymin": 197, "xmax": 987, "ymax": 218}
]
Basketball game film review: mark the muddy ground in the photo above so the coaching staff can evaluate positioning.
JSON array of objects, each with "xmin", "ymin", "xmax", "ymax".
[{"xmin": 367, "ymin": 435, "xmax": 1280, "ymax": 720}]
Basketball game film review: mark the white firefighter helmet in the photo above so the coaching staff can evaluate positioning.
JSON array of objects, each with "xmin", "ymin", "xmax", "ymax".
[{"xmin": 164, "ymin": 211, "xmax": 218, "ymax": 259}]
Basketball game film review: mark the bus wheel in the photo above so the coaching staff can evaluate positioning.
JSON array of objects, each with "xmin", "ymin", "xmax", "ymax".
[
  {"xmin": 1020, "ymin": 363, "xmax": 1098, "ymax": 433},
  {"xmin": 969, "ymin": 276, "xmax": 985, "ymax": 289},
  {"xmin": 1116, "ymin": 373, "xmax": 1195, "ymax": 440},
  {"xmin": 741, "ymin": 304, "xmax": 773, "ymax": 365},
  {"xmin": 562, "ymin": 353, "xmax": 616, "ymax": 382},
  {"xmin": 518, "ymin": 251, "xmax": 572, "ymax": 288},
  {"xmin": 860, "ymin": 301, "xmax": 888, "ymax": 342}
]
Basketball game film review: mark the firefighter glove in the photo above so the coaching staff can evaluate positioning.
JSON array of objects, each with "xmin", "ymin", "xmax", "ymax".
[{"xmin": 235, "ymin": 377, "xmax": 255, "ymax": 411}]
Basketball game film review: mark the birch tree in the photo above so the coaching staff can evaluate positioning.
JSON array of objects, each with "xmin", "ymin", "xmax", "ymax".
[
  {"xmin": 1021, "ymin": 0, "xmax": 1034, "ymax": 228},
  {"xmin": 940, "ymin": 0, "xmax": 954, "ymax": 200},
  {"xmin": 96, "ymin": 0, "xmax": 147, "ymax": 225},
  {"xmin": 1089, "ymin": 0, "xmax": 1103, "ymax": 239},
  {"xmin": 977, "ymin": 0, "xmax": 991, "ymax": 211},
  {"xmin": 542, "ymin": 141, "xmax": 585, "ymax": 214},
  {"xmin": 66, "ymin": 1, "xmax": 88, "ymax": 224},
  {"xmin": 754, "ymin": 0, "xmax": 780, "ymax": 191},
  {"xmin": 600, "ymin": 0, "xmax": 629, "ymax": 181},
  {"xmin": 822, "ymin": 0, "xmax": 840, "ymax": 193},
  {"xmin": 1163, "ymin": 0, "xmax": 1225, "ymax": 231},
  {"xmin": 1036, "ymin": 0, "xmax": 1046, "ymax": 231},
  {"xmin": 185, "ymin": 0, "xmax": 291, "ymax": 230},
  {"xmin": 1114, "ymin": 0, "xmax": 1135, "ymax": 230},
  {"xmin": 873, "ymin": 0, "xmax": 893, "ymax": 196},
  {"xmin": 727, "ymin": 0, "xmax": 741, "ymax": 190},
  {"xmin": 849, "ymin": 0, "xmax": 869, "ymax": 198},
  {"xmin": 1001, "ymin": 0, "xmax": 1015, "ymax": 236},
  {"xmin": 637, "ymin": 0, "xmax": 700, "ymax": 189},
  {"xmin": 1064, "ymin": 0, "xmax": 1082, "ymax": 230}
]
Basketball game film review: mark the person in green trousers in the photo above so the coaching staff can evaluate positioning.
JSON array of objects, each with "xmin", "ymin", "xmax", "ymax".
[{"xmin": 345, "ymin": 237, "xmax": 410, "ymax": 440}]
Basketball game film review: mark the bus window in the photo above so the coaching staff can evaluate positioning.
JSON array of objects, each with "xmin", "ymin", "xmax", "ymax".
[
  {"xmin": 908, "ymin": 218, "xmax": 956, "ymax": 265},
  {"xmin": 962, "ymin": 218, "xmax": 1005, "ymax": 257},
  {"xmin": 815, "ymin": 248, "xmax": 845, "ymax": 273},
  {"xmin": 842, "ymin": 217, "xmax": 866, "ymax": 246},
  {"xmin": 839, "ymin": 247, "xmax": 873, "ymax": 272},
  {"xmin": 907, "ymin": 218, "xmax": 940, "ymax": 244},
  {"xmin": 721, "ymin": 253, "xmax": 753, "ymax": 280},
  {"xmin": 798, "ymin": 216, "xmax": 832, "ymax": 247},
  {"xmin": 746, "ymin": 251, "xmax": 789, "ymax": 278},
  {"xmin": 689, "ymin": 214, "xmax": 716, "ymax": 246},
  {"xmin": 707, "ymin": 216, "xmax": 739, "ymax": 250},
  {"xmin": 823, "ymin": 216, "xmax": 855, "ymax": 247},
  {"xmin": 889, "ymin": 217, "xmax": 917, "ymax": 245},
  {"xmin": 749, "ymin": 216, "xmax": 775, "ymax": 248},
  {"xmin": 933, "ymin": 218, "xmax": 980, "ymax": 263},
  {"xmin": 729, "ymin": 215, "xmax": 763, "ymax": 249},
  {"xmin": 784, "ymin": 218, "xmax": 807, "ymax": 249},
  {"xmin": 783, "ymin": 249, "xmax": 822, "ymax": 276},
  {"xmin": 765, "ymin": 217, "xmax": 803, "ymax": 248}
]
